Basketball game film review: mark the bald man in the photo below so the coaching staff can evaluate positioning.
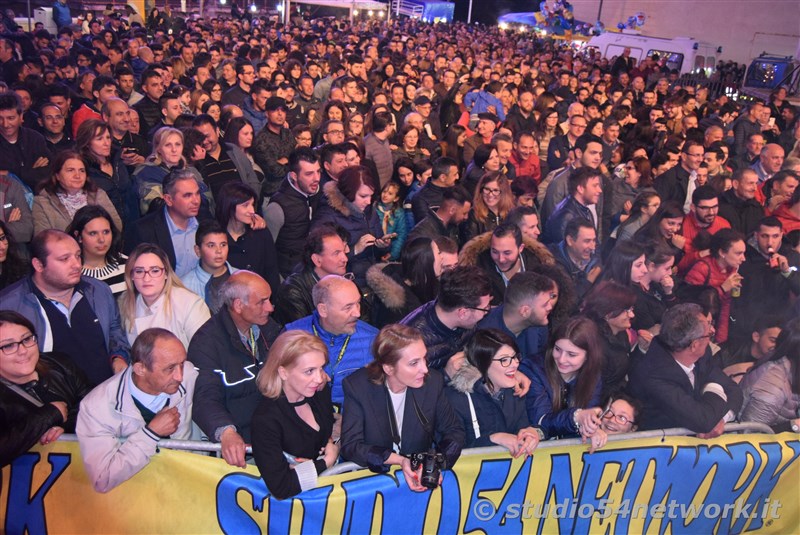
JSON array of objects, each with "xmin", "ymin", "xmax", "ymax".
[{"xmin": 285, "ymin": 275, "xmax": 379, "ymax": 406}]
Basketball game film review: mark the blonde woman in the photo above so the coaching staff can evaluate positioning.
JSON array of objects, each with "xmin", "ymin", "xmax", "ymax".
[
  {"xmin": 251, "ymin": 330, "xmax": 339, "ymax": 500},
  {"xmin": 131, "ymin": 127, "xmax": 211, "ymax": 216},
  {"xmin": 118, "ymin": 243, "xmax": 210, "ymax": 348}
]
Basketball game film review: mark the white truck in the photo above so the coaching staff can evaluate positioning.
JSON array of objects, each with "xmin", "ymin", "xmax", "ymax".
[{"xmin": 587, "ymin": 31, "xmax": 721, "ymax": 76}]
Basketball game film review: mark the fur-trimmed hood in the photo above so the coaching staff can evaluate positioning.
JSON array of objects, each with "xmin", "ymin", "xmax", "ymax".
[
  {"xmin": 458, "ymin": 231, "xmax": 555, "ymax": 267},
  {"xmin": 323, "ymin": 180, "xmax": 362, "ymax": 219},
  {"xmin": 448, "ymin": 361, "xmax": 483, "ymax": 394},
  {"xmin": 366, "ymin": 262, "xmax": 408, "ymax": 310}
]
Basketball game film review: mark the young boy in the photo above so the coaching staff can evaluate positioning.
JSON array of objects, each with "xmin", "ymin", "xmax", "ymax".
[{"xmin": 181, "ymin": 220, "xmax": 238, "ymax": 313}]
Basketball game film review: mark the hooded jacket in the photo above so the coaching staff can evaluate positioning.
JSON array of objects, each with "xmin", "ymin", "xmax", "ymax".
[
  {"xmin": 444, "ymin": 362, "xmax": 531, "ymax": 448},
  {"xmin": 459, "ymin": 232, "xmax": 555, "ymax": 305},
  {"xmin": 366, "ymin": 262, "xmax": 426, "ymax": 328}
]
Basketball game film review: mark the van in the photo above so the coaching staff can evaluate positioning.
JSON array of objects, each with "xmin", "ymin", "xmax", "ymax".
[
  {"xmin": 738, "ymin": 53, "xmax": 800, "ymax": 106},
  {"xmin": 586, "ymin": 31, "xmax": 721, "ymax": 76}
]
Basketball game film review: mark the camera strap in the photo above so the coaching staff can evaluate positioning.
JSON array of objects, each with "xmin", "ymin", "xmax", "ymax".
[
  {"xmin": 410, "ymin": 390, "xmax": 433, "ymax": 437},
  {"xmin": 385, "ymin": 386, "xmax": 402, "ymax": 453},
  {"xmin": 466, "ymin": 393, "xmax": 481, "ymax": 439}
]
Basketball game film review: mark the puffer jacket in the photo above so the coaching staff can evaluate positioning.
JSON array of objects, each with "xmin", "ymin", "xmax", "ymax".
[
  {"xmin": 366, "ymin": 262, "xmax": 425, "ymax": 328},
  {"xmin": 444, "ymin": 362, "xmax": 531, "ymax": 448},
  {"xmin": 739, "ymin": 357, "xmax": 799, "ymax": 432},
  {"xmin": 459, "ymin": 232, "xmax": 555, "ymax": 305}
]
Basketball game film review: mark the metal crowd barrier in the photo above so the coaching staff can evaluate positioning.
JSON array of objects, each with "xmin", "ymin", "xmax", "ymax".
[{"xmin": 54, "ymin": 422, "xmax": 775, "ymax": 477}]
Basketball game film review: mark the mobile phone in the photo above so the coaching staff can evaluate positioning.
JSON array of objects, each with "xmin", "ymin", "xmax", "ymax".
[
  {"xmin": 384, "ymin": 233, "xmax": 398, "ymax": 239},
  {"xmin": 768, "ymin": 117, "xmax": 775, "ymax": 127}
]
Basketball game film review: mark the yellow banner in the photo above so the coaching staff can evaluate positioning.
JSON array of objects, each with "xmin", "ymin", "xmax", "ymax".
[{"xmin": 2, "ymin": 434, "xmax": 799, "ymax": 534}]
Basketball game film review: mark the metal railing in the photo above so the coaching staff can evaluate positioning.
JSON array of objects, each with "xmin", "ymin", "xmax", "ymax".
[
  {"xmin": 55, "ymin": 422, "xmax": 776, "ymax": 477},
  {"xmin": 390, "ymin": 0, "xmax": 423, "ymax": 19}
]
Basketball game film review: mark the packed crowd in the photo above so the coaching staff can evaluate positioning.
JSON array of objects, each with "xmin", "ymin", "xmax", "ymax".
[{"xmin": 1, "ymin": 5, "xmax": 800, "ymax": 501}]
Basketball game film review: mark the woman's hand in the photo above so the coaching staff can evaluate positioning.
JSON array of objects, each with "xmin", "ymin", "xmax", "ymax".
[
  {"xmin": 323, "ymin": 439, "xmax": 340, "ymax": 469},
  {"xmin": 671, "ymin": 234, "xmax": 686, "ymax": 249},
  {"xmin": 490, "ymin": 432, "xmax": 522, "ymax": 456},
  {"xmin": 513, "ymin": 371, "xmax": 531, "ymax": 397},
  {"xmin": 660, "ymin": 274, "xmax": 675, "ymax": 295},
  {"xmin": 399, "ymin": 456, "xmax": 427, "ymax": 492},
  {"xmin": 516, "ymin": 428, "xmax": 541, "ymax": 457},
  {"xmin": 575, "ymin": 407, "xmax": 602, "ymax": 436},
  {"xmin": 50, "ymin": 401, "xmax": 68, "ymax": 422},
  {"xmin": 584, "ymin": 427, "xmax": 607, "ymax": 453},
  {"xmin": 637, "ymin": 329, "xmax": 654, "ymax": 352},
  {"xmin": 40, "ymin": 426, "xmax": 64, "ymax": 445},
  {"xmin": 721, "ymin": 271, "xmax": 743, "ymax": 294},
  {"xmin": 354, "ymin": 233, "xmax": 376, "ymax": 255},
  {"xmin": 250, "ymin": 214, "xmax": 266, "ymax": 230}
]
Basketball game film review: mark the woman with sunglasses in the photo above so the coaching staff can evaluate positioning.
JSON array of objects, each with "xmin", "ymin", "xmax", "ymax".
[
  {"xmin": 0, "ymin": 311, "xmax": 91, "ymax": 467},
  {"xmin": 446, "ymin": 329, "xmax": 542, "ymax": 455},
  {"xmin": 118, "ymin": 244, "xmax": 210, "ymax": 349}
]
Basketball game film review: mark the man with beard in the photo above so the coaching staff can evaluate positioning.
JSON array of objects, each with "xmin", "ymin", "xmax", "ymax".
[
  {"xmin": 264, "ymin": 148, "xmax": 322, "ymax": 278},
  {"xmin": 285, "ymin": 275, "xmax": 378, "ymax": 408},
  {"xmin": 677, "ymin": 186, "xmax": 731, "ymax": 274}
]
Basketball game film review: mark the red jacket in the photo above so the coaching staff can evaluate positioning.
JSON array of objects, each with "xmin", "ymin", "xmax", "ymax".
[
  {"xmin": 509, "ymin": 151, "xmax": 542, "ymax": 183},
  {"xmin": 773, "ymin": 203, "xmax": 800, "ymax": 233},
  {"xmin": 677, "ymin": 213, "xmax": 731, "ymax": 275},
  {"xmin": 685, "ymin": 256, "xmax": 736, "ymax": 344}
]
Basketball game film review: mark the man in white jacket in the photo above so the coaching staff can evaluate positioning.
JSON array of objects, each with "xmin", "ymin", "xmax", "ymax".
[{"xmin": 76, "ymin": 327, "xmax": 198, "ymax": 493}]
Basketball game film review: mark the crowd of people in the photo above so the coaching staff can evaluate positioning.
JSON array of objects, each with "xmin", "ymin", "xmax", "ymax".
[{"xmin": 1, "ymin": 4, "xmax": 800, "ymax": 502}]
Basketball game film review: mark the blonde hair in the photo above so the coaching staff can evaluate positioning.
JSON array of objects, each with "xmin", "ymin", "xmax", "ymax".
[
  {"xmin": 146, "ymin": 127, "xmax": 186, "ymax": 167},
  {"xmin": 119, "ymin": 243, "xmax": 187, "ymax": 331},
  {"xmin": 256, "ymin": 330, "xmax": 329, "ymax": 399}
]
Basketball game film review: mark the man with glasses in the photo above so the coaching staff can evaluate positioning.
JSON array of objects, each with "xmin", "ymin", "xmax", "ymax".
[
  {"xmin": 627, "ymin": 303, "xmax": 742, "ymax": 437},
  {"xmin": 221, "ymin": 61, "xmax": 256, "ymax": 109},
  {"xmin": 0, "ymin": 230, "xmax": 130, "ymax": 386},
  {"xmin": 478, "ymin": 271, "xmax": 558, "ymax": 364},
  {"xmin": 401, "ymin": 265, "xmax": 493, "ymax": 376},
  {"xmin": 677, "ymin": 185, "xmax": 731, "ymax": 274},
  {"xmin": 547, "ymin": 110, "xmax": 586, "ymax": 172},
  {"xmin": 285, "ymin": 275, "xmax": 378, "ymax": 407}
]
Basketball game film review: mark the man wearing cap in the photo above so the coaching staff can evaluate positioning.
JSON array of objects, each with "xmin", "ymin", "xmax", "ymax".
[
  {"xmin": 463, "ymin": 112, "xmax": 499, "ymax": 166},
  {"xmin": 413, "ymin": 95, "xmax": 442, "ymax": 141},
  {"xmin": 252, "ymin": 96, "xmax": 295, "ymax": 198}
]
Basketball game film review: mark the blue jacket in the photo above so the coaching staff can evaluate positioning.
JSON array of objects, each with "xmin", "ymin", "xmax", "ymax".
[
  {"xmin": 52, "ymin": 1, "xmax": 71, "ymax": 28},
  {"xmin": 478, "ymin": 305, "xmax": 548, "ymax": 365},
  {"xmin": 519, "ymin": 359, "xmax": 602, "ymax": 439},
  {"xmin": 181, "ymin": 262, "xmax": 238, "ymax": 311},
  {"xmin": 464, "ymin": 90, "xmax": 506, "ymax": 121},
  {"xmin": 241, "ymin": 96, "xmax": 268, "ymax": 134},
  {"xmin": 285, "ymin": 312, "xmax": 378, "ymax": 406},
  {"xmin": 0, "ymin": 276, "xmax": 130, "ymax": 363},
  {"xmin": 400, "ymin": 300, "xmax": 473, "ymax": 371},
  {"xmin": 374, "ymin": 202, "xmax": 407, "ymax": 260}
]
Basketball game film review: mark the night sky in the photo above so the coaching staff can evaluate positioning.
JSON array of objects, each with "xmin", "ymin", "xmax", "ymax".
[{"xmin": 451, "ymin": 0, "xmax": 534, "ymax": 25}]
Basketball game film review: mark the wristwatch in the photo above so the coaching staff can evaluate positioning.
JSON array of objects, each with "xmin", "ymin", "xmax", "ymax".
[{"xmin": 792, "ymin": 422, "xmax": 799, "ymax": 433}]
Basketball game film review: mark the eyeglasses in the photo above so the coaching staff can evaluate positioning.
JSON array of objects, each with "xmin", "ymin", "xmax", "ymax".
[
  {"xmin": 602, "ymin": 408, "xmax": 634, "ymax": 426},
  {"xmin": 482, "ymin": 187, "xmax": 501, "ymax": 196},
  {"xmin": 131, "ymin": 266, "xmax": 166, "ymax": 279},
  {"xmin": 327, "ymin": 129, "xmax": 344, "ymax": 136},
  {"xmin": 570, "ymin": 122, "xmax": 587, "ymax": 129},
  {"xmin": 0, "ymin": 333, "xmax": 37, "ymax": 355},
  {"xmin": 493, "ymin": 353, "xmax": 521, "ymax": 367},
  {"xmin": 465, "ymin": 305, "xmax": 491, "ymax": 314},
  {"xmin": 695, "ymin": 204, "xmax": 718, "ymax": 211}
]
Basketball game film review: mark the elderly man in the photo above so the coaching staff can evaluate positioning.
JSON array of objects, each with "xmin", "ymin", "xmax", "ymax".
[
  {"xmin": 751, "ymin": 144, "xmax": 785, "ymax": 184},
  {"xmin": 189, "ymin": 271, "xmax": 282, "ymax": 468},
  {"xmin": 627, "ymin": 303, "xmax": 742, "ymax": 436},
  {"xmin": 76, "ymin": 328, "xmax": 197, "ymax": 493},
  {"xmin": 285, "ymin": 275, "xmax": 378, "ymax": 407}
]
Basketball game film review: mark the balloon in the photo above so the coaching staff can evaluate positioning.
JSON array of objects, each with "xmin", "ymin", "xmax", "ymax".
[
  {"xmin": 617, "ymin": 22, "xmax": 625, "ymax": 30},
  {"xmin": 635, "ymin": 11, "xmax": 646, "ymax": 27}
]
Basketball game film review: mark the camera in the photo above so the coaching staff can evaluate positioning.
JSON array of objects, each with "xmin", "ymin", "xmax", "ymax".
[{"xmin": 409, "ymin": 450, "xmax": 446, "ymax": 489}]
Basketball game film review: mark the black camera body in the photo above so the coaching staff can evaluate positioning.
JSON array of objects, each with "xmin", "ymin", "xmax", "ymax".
[{"xmin": 409, "ymin": 449, "xmax": 446, "ymax": 489}]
